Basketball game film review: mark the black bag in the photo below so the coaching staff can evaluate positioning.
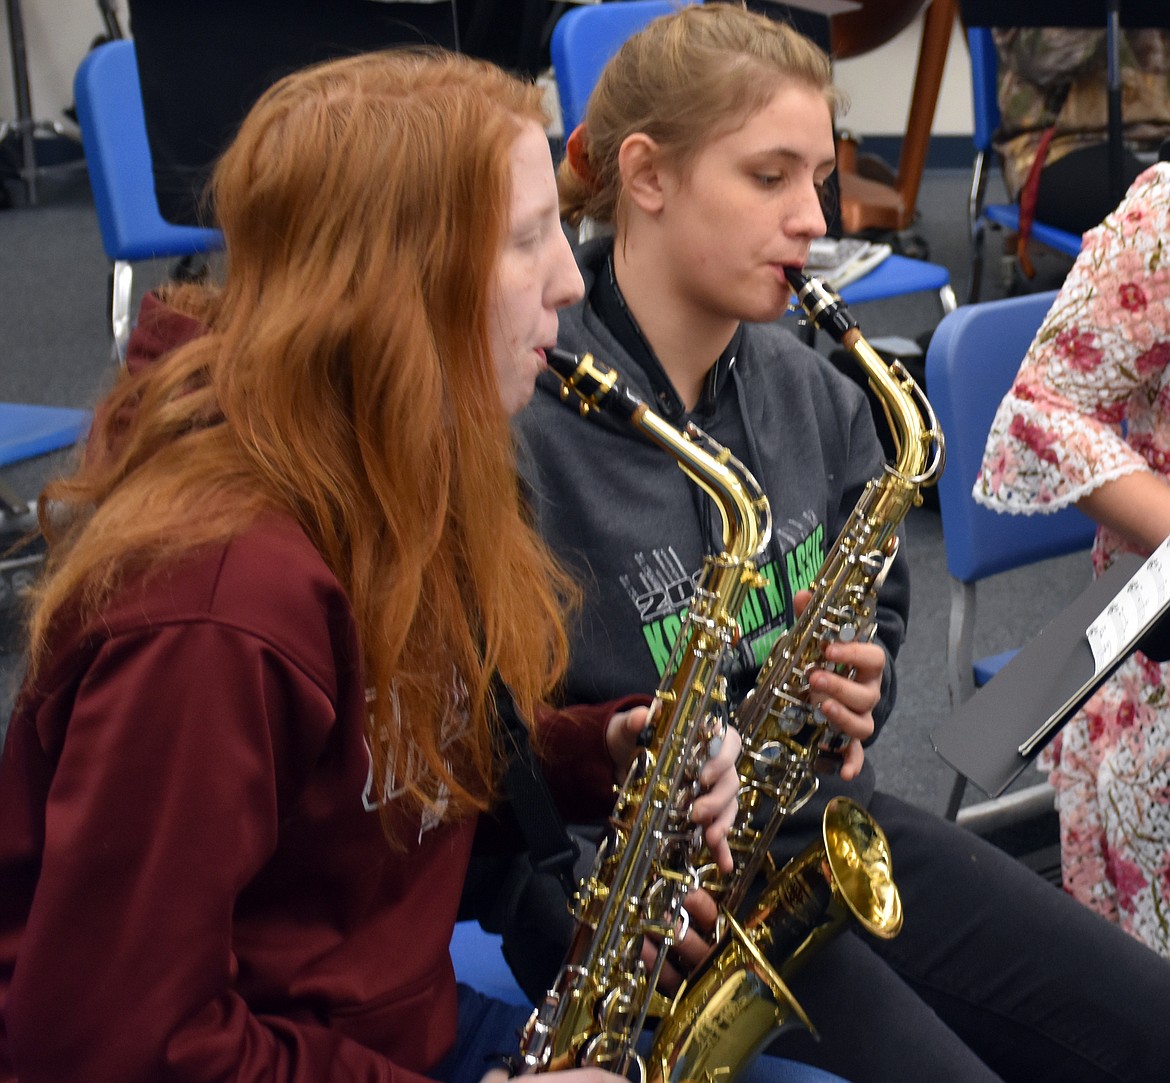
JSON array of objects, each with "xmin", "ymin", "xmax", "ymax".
[
  {"xmin": 458, "ymin": 683, "xmax": 592, "ymax": 1003},
  {"xmin": 461, "ymin": 814, "xmax": 598, "ymax": 1004}
]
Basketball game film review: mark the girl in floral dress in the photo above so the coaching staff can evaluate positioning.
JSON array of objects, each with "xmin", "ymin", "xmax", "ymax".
[{"xmin": 976, "ymin": 161, "xmax": 1170, "ymax": 958}]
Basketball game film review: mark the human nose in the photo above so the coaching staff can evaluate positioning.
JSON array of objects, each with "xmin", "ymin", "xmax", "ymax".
[
  {"xmin": 548, "ymin": 227, "xmax": 585, "ymax": 310},
  {"xmin": 787, "ymin": 176, "xmax": 829, "ymax": 241}
]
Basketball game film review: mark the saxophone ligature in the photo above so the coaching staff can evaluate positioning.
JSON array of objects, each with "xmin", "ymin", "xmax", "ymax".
[
  {"xmin": 519, "ymin": 347, "xmax": 772, "ymax": 1083},
  {"xmin": 647, "ymin": 270, "xmax": 944, "ymax": 1083}
]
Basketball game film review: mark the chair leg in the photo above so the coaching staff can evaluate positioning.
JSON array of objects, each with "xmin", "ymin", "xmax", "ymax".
[
  {"xmin": 956, "ymin": 782, "xmax": 1055, "ymax": 835},
  {"xmin": 969, "ymin": 220, "xmax": 987, "ymax": 305},
  {"xmin": 967, "ymin": 152, "xmax": 989, "ymax": 304},
  {"xmin": 110, "ymin": 259, "xmax": 132, "ymax": 366}
]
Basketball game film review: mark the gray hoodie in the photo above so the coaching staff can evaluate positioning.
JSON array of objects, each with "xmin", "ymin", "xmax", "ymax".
[{"xmin": 515, "ymin": 238, "xmax": 911, "ymax": 828}]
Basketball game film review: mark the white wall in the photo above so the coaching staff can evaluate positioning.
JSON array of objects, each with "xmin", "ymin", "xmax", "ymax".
[
  {"xmin": 834, "ymin": 11, "xmax": 973, "ymax": 137},
  {"xmin": 0, "ymin": 0, "xmax": 974, "ymax": 140},
  {"xmin": 0, "ymin": 0, "xmax": 108, "ymax": 135}
]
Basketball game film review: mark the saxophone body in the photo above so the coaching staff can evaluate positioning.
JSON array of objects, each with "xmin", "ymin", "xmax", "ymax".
[
  {"xmin": 725, "ymin": 271, "xmax": 944, "ymax": 900},
  {"xmin": 521, "ymin": 348, "xmax": 772, "ymax": 1081},
  {"xmin": 648, "ymin": 271, "xmax": 944, "ymax": 1083}
]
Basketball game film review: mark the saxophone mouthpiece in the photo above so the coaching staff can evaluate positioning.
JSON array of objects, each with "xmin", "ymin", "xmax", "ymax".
[
  {"xmin": 785, "ymin": 267, "xmax": 857, "ymax": 346},
  {"xmin": 546, "ymin": 347, "xmax": 642, "ymax": 422}
]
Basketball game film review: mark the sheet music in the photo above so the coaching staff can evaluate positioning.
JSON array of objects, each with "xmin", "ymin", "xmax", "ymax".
[{"xmin": 1086, "ymin": 535, "xmax": 1170, "ymax": 674}]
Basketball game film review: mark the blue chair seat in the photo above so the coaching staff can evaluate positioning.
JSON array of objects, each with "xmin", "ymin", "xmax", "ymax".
[
  {"xmin": 0, "ymin": 402, "xmax": 90, "ymax": 468},
  {"xmin": 450, "ymin": 921, "xmax": 528, "ymax": 1006},
  {"xmin": 983, "ymin": 204, "xmax": 1083, "ymax": 260},
  {"xmin": 972, "ymin": 648, "xmax": 1018, "ymax": 689},
  {"xmin": 836, "ymin": 253, "xmax": 953, "ymax": 308}
]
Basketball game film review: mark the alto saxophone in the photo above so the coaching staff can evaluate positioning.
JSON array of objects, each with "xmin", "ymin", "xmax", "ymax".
[
  {"xmin": 520, "ymin": 347, "xmax": 772, "ymax": 1082},
  {"xmin": 647, "ymin": 271, "xmax": 945, "ymax": 1083}
]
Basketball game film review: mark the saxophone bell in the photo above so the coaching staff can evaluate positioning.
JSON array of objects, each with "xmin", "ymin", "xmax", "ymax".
[{"xmin": 647, "ymin": 798, "xmax": 901, "ymax": 1083}]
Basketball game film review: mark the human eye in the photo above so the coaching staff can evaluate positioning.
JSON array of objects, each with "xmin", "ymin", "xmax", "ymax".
[
  {"xmin": 754, "ymin": 172, "xmax": 784, "ymax": 189},
  {"xmin": 509, "ymin": 222, "xmax": 542, "ymax": 250}
]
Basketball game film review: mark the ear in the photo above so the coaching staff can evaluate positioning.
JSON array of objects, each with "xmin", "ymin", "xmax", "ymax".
[{"xmin": 617, "ymin": 133, "xmax": 668, "ymax": 216}]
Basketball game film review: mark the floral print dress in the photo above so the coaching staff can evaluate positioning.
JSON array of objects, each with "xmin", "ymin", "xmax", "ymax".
[{"xmin": 975, "ymin": 162, "xmax": 1170, "ymax": 959}]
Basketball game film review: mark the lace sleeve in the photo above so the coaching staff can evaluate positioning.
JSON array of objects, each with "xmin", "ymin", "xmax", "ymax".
[{"xmin": 975, "ymin": 164, "xmax": 1170, "ymax": 515}]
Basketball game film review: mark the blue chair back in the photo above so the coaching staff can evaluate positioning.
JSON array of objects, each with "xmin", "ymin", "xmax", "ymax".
[
  {"xmin": 73, "ymin": 40, "xmax": 222, "ymax": 263},
  {"xmin": 927, "ymin": 290, "xmax": 1097, "ymax": 584},
  {"xmin": 968, "ymin": 26, "xmax": 1000, "ymax": 158},
  {"xmin": 552, "ymin": 0, "xmax": 691, "ymax": 135}
]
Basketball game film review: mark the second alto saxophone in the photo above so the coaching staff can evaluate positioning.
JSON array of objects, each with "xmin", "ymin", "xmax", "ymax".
[
  {"xmin": 520, "ymin": 347, "xmax": 772, "ymax": 1083},
  {"xmin": 648, "ymin": 271, "xmax": 945, "ymax": 1083}
]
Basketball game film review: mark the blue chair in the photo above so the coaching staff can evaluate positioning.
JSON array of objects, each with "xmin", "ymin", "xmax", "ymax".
[
  {"xmin": 836, "ymin": 254, "xmax": 955, "ymax": 313},
  {"xmin": 965, "ymin": 27, "xmax": 1083, "ymax": 303},
  {"xmin": 0, "ymin": 402, "xmax": 89, "ymax": 469},
  {"xmin": 552, "ymin": 0, "xmax": 687, "ymax": 137},
  {"xmin": 551, "ymin": 0, "xmax": 956, "ymax": 320},
  {"xmin": 926, "ymin": 290, "xmax": 1096, "ymax": 824},
  {"xmin": 450, "ymin": 922, "xmax": 528, "ymax": 1006},
  {"xmin": 72, "ymin": 39, "xmax": 223, "ymax": 365}
]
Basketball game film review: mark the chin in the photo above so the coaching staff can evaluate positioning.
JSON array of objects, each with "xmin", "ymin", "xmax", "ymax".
[
  {"xmin": 505, "ymin": 387, "xmax": 536, "ymax": 418},
  {"xmin": 736, "ymin": 296, "xmax": 789, "ymax": 326},
  {"xmin": 730, "ymin": 281, "xmax": 790, "ymax": 324}
]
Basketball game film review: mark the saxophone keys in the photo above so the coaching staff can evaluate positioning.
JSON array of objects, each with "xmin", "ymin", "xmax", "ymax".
[{"xmin": 778, "ymin": 704, "xmax": 806, "ymax": 736}]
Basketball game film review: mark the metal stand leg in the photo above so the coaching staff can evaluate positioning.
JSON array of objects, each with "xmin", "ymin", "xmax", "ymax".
[{"xmin": 1, "ymin": 0, "xmax": 84, "ymax": 205}]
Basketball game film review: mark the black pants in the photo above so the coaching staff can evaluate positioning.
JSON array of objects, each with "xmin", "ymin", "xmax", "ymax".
[{"xmin": 767, "ymin": 793, "xmax": 1170, "ymax": 1083}]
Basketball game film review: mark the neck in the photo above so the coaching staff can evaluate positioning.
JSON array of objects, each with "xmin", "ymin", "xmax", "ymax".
[{"xmin": 612, "ymin": 235, "xmax": 738, "ymax": 412}]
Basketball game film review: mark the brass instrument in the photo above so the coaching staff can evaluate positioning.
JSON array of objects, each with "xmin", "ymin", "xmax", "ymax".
[
  {"xmin": 521, "ymin": 347, "xmax": 772, "ymax": 1082},
  {"xmin": 649, "ymin": 271, "xmax": 944, "ymax": 1082},
  {"xmin": 725, "ymin": 269, "xmax": 945, "ymax": 906}
]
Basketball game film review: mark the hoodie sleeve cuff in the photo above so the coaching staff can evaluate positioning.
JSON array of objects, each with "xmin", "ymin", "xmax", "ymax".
[{"xmin": 534, "ymin": 694, "xmax": 652, "ymax": 821}]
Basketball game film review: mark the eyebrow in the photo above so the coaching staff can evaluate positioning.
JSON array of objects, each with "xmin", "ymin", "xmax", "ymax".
[
  {"xmin": 510, "ymin": 197, "xmax": 559, "ymax": 235},
  {"xmin": 755, "ymin": 146, "xmax": 837, "ymax": 173}
]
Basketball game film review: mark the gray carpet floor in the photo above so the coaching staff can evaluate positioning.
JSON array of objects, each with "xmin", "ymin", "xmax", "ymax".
[{"xmin": 0, "ymin": 156, "xmax": 1087, "ymax": 834}]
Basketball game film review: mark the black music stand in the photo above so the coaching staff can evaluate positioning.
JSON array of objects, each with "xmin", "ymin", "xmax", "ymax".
[
  {"xmin": 959, "ymin": 1, "xmax": 1170, "ymax": 206},
  {"xmin": 932, "ymin": 551, "xmax": 1170, "ymax": 799}
]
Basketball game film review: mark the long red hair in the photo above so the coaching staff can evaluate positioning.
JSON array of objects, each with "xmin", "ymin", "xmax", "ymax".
[{"xmin": 28, "ymin": 50, "xmax": 576, "ymax": 836}]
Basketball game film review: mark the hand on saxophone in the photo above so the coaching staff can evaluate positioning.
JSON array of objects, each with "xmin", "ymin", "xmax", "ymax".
[
  {"xmin": 637, "ymin": 883, "xmax": 724, "ymax": 994},
  {"xmin": 606, "ymin": 705, "xmax": 743, "ymax": 873},
  {"xmin": 794, "ymin": 589, "xmax": 884, "ymax": 782}
]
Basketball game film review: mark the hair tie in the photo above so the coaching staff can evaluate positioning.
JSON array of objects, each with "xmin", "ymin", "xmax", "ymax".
[{"xmin": 565, "ymin": 123, "xmax": 598, "ymax": 192}]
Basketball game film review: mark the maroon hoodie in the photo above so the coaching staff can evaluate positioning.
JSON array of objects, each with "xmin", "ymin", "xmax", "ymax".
[{"xmin": 0, "ymin": 297, "xmax": 621, "ymax": 1082}]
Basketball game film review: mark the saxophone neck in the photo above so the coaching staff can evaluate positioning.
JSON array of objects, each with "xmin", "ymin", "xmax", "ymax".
[
  {"xmin": 547, "ymin": 347, "xmax": 772, "ymax": 564},
  {"xmin": 784, "ymin": 270, "xmax": 945, "ymax": 488}
]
